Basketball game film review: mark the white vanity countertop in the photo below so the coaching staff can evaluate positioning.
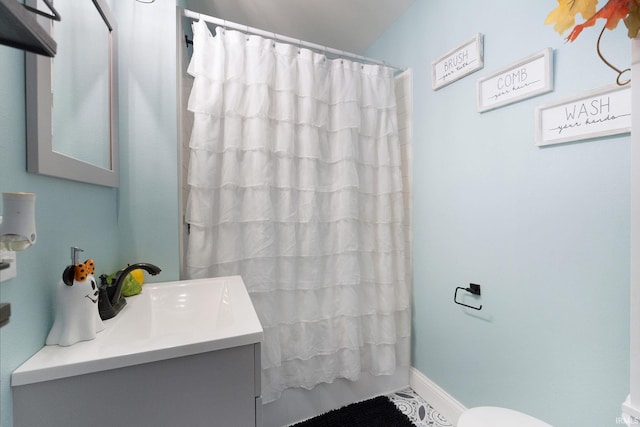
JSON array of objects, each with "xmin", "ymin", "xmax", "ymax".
[{"xmin": 12, "ymin": 276, "xmax": 263, "ymax": 386}]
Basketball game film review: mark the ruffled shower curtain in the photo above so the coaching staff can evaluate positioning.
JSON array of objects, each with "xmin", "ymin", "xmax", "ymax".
[{"xmin": 185, "ymin": 19, "xmax": 411, "ymax": 403}]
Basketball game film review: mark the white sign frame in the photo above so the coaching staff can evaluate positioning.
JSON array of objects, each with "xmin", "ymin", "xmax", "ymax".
[
  {"xmin": 535, "ymin": 84, "xmax": 631, "ymax": 147},
  {"xmin": 477, "ymin": 48, "xmax": 554, "ymax": 113},
  {"xmin": 432, "ymin": 34, "xmax": 484, "ymax": 90}
]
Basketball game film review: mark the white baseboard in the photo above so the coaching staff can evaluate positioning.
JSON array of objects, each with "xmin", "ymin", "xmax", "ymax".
[{"xmin": 409, "ymin": 367, "xmax": 467, "ymax": 426}]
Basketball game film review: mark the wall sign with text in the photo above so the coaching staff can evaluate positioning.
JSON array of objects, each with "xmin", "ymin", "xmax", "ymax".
[
  {"xmin": 432, "ymin": 34, "xmax": 484, "ymax": 90},
  {"xmin": 477, "ymin": 48, "xmax": 554, "ymax": 113},
  {"xmin": 535, "ymin": 85, "xmax": 631, "ymax": 147}
]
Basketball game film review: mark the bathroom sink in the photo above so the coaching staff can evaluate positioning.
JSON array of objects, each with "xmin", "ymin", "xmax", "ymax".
[{"xmin": 12, "ymin": 275, "xmax": 263, "ymax": 386}]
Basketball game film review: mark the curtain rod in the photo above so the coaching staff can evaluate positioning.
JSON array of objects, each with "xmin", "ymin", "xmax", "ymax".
[{"xmin": 182, "ymin": 8, "xmax": 405, "ymax": 72}]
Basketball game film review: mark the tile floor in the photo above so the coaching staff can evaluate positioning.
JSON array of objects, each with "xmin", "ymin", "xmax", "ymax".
[{"xmin": 387, "ymin": 388, "xmax": 453, "ymax": 427}]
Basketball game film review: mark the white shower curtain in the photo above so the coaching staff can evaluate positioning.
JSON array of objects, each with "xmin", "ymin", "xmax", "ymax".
[{"xmin": 185, "ymin": 19, "xmax": 411, "ymax": 403}]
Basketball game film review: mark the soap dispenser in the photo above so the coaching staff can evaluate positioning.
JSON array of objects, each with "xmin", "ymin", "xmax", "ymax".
[{"xmin": 46, "ymin": 247, "xmax": 105, "ymax": 346}]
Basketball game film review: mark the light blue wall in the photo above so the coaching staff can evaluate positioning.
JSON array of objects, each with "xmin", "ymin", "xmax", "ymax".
[
  {"xmin": 367, "ymin": 1, "xmax": 630, "ymax": 426},
  {"xmin": 0, "ymin": 2, "xmax": 179, "ymax": 426},
  {"xmin": 1, "ymin": 1, "xmax": 631, "ymax": 426},
  {"xmin": 111, "ymin": 1, "xmax": 180, "ymax": 273}
]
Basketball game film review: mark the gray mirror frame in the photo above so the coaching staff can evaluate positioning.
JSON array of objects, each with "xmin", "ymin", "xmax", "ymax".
[{"xmin": 25, "ymin": 0, "xmax": 119, "ymax": 188}]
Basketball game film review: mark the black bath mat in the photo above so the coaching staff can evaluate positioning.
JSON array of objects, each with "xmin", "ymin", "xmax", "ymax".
[{"xmin": 290, "ymin": 395, "xmax": 415, "ymax": 427}]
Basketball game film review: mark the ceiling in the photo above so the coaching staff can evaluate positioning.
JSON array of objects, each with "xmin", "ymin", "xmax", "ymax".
[{"xmin": 185, "ymin": 0, "xmax": 415, "ymax": 54}]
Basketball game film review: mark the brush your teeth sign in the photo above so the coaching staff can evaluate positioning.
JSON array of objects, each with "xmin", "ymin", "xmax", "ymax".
[
  {"xmin": 535, "ymin": 85, "xmax": 631, "ymax": 146},
  {"xmin": 432, "ymin": 34, "xmax": 484, "ymax": 90}
]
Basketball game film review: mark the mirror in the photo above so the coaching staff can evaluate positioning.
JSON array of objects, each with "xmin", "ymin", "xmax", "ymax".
[{"xmin": 25, "ymin": 0, "xmax": 119, "ymax": 187}]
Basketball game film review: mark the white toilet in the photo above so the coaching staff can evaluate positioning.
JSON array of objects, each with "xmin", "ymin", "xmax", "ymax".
[{"xmin": 457, "ymin": 406, "xmax": 553, "ymax": 427}]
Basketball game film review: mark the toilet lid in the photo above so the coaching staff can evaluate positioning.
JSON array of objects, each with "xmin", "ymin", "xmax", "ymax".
[{"xmin": 458, "ymin": 406, "xmax": 553, "ymax": 427}]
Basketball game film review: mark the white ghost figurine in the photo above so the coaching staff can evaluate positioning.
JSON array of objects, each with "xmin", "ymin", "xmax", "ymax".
[{"xmin": 46, "ymin": 259, "xmax": 105, "ymax": 346}]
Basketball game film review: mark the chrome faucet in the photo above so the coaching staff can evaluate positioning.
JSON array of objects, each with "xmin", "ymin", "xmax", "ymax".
[{"xmin": 98, "ymin": 263, "xmax": 161, "ymax": 320}]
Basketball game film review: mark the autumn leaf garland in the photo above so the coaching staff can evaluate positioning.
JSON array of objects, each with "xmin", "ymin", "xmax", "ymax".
[
  {"xmin": 546, "ymin": 0, "xmax": 635, "ymax": 84},
  {"xmin": 546, "ymin": 0, "xmax": 640, "ymax": 40}
]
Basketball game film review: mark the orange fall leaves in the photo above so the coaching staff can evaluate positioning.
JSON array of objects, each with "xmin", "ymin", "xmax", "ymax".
[{"xmin": 545, "ymin": 0, "xmax": 640, "ymax": 41}]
